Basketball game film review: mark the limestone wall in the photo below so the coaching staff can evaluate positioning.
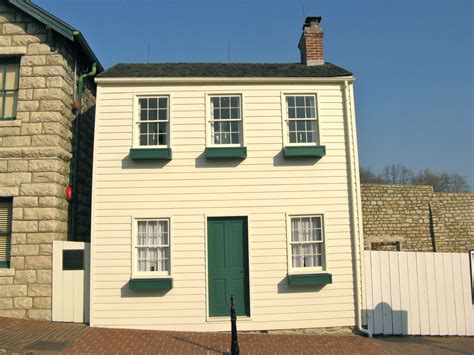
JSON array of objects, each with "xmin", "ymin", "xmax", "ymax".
[
  {"xmin": 0, "ymin": 0, "xmax": 96, "ymax": 320},
  {"xmin": 361, "ymin": 184, "xmax": 474, "ymax": 253}
]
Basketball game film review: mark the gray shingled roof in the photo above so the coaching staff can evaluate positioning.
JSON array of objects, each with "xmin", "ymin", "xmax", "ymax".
[{"xmin": 98, "ymin": 62, "xmax": 352, "ymax": 78}]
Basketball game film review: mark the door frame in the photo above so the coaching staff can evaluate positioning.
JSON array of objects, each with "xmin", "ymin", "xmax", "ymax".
[{"xmin": 204, "ymin": 214, "xmax": 253, "ymax": 321}]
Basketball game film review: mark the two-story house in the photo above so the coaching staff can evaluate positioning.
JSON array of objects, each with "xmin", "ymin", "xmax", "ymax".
[
  {"xmin": 91, "ymin": 17, "xmax": 365, "ymax": 332},
  {"xmin": 0, "ymin": 0, "xmax": 101, "ymax": 320}
]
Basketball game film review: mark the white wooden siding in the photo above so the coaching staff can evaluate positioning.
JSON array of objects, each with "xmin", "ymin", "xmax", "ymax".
[
  {"xmin": 364, "ymin": 251, "xmax": 474, "ymax": 336},
  {"xmin": 91, "ymin": 82, "xmax": 361, "ymax": 331}
]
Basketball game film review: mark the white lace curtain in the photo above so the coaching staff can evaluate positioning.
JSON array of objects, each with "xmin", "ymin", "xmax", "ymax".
[
  {"xmin": 137, "ymin": 220, "xmax": 169, "ymax": 272},
  {"xmin": 291, "ymin": 217, "xmax": 323, "ymax": 268}
]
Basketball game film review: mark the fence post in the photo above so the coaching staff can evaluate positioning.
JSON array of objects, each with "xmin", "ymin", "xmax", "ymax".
[{"xmin": 230, "ymin": 295, "xmax": 240, "ymax": 355}]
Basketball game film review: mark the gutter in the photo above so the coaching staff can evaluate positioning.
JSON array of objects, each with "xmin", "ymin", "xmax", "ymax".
[
  {"xmin": 70, "ymin": 63, "xmax": 97, "ymax": 241},
  {"xmin": 343, "ymin": 80, "xmax": 373, "ymax": 338},
  {"xmin": 95, "ymin": 76, "xmax": 356, "ymax": 85}
]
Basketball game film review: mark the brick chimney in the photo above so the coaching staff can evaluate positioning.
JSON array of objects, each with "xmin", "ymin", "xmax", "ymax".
[{"xmin": 298, "ymin": 16, "xmax": 324, "ymax": 66}]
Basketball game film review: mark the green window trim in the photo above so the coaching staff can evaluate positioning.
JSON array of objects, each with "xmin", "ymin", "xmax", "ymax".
[
  {"xmin": 129, "ymin": 148, "xmax": 172, "ymax": 160},
  {"xmin": 283, "ymin": 145, "xmax": 326, "ymax": 158},
  {"xmin": 287, "ymin": 273, "xmax": 332, "ymax": 286},
  {"xmin": 204, "ymin": 147, "xmax": 247, "ymax": 159},
  {"xmin": 128, "ymin": 278, "xmax": 173, "ymax": 290},
  {"xmin": 0, "ymin": 57, "xmax": 20, "ymax": 121},
  {"xmin": 0, "ymin": 261, "xmax": 10, "ymax": 268}
]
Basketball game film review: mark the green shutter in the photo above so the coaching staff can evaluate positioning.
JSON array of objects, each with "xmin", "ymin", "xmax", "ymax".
[{"xmin": 0, "ymin": 199, "xmax": 12, "ymax": 268}]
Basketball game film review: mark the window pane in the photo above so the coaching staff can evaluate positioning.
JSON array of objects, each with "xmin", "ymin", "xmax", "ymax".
[
  {"xmin": 158, "ymin": 98, "xmax": 167, "ymax": 109},
  {"xmin": 5, "ymin": 64, "xmax": 19, "ymax": 90},
  {"xmin": 139, "ymin": 98, "xmax": 147, "ymax": 109},
  {"xmin": 221, "ymin": 108, "xmax": 230, "ymax": 119},
  {"xmin": 140, "ymin": 135, "xmax": 147, "ymax": 146},
  {"xmin": 230, "ymin": 96, "xmax": 239, "ymax": 107},
  {"xmin": 3, "ymin": 92, "xmax": 17, "ymax": 118},
  {"xmin": 287, "ymin": 96, "xmax": 295, "ymax": 107},
  {"xmin": 231, "ymin": 133, "xmax": 239, "ymax": 144},
  {"xmin": 297, "ymin": 121, "xmax": 306, "ymax": 131},
  {"xmin": 140, "ymin": 109, "xmax": 148, "ymax": 121},
  {"xmin": 148, "ymin": 110, "xmax": 157, "ymax": 121},
  {"xmin": 306, "ymin": 107, "xmax": 315, "ymax": 118},
  {"xmin": 296, "ymin": 108, "xmax": 305, "ymax": 118},
  {"xmin": 306, "ymin": 96, "xmax": 315, "ymax": 107},
  {"xmin": 213, "ymin": 108, "xmax": 220, "ymax": 119},
  {"xmin": 295, "ymin": 96, "xmax": 305, "ymax": 106},
  {"xmin": 158, "ymin": 109, "xmax": 167, "ymax": 120},
  {"xmin": 148, "ymin": 98, "xmax": 157, "ymax": 109},
  {"xmin": 211, "ymin": 97, "xmax": 220, "ymax": 108},
  {"xmin": 231, "ymin": 108, "xmax": 240, "ymax": 119},
  {"xmin": 139, "ymin": 123, "xmax": 147, "ymax": 134},
  {"xmin": 149, "ymin": 123, "xmax": 158, "ymax": 134},
  {"xmin": 289, "ymin": 132, "xmax": 297, "ymax": 143},
  {"xmin": 221, "ymin": 97, "xmax": 229, "ymax": 107},
  {"xmin": 288, "ymin": 108, "xmax": 296, "ymax": 119}
]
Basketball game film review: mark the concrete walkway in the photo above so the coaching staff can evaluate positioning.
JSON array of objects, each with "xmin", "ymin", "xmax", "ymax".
[{"xmin": 0, "ymin": 317, "xmax": 472, "ymax": 354}]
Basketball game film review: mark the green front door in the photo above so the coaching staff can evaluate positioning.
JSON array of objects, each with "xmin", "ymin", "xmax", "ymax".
[{"xmin": 208, "ymin": 217, "xmax": 250, "ymax": 317}]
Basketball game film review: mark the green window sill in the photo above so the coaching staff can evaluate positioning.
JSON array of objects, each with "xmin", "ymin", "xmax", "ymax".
[
  {"xmin": 129, "ymin": 148, "xmax": 172, "ymax": 160},
  {"xmin": 0, "ymin": 261, "xmax": 10, "ymax": 268},
  {"xmin": 283, "ymin": 145, "xmax": 326, "ymax": 158},
  {"xmin": 288, "ymin": 273, "xmax": 332, "ymax": 286},
  {"xmin": 204, "ymin": 147, "xmax": 247, "ymax": 159},
  {"xmin": 129, "ymin": 278, "xmax": 173, "ymax": 290}
]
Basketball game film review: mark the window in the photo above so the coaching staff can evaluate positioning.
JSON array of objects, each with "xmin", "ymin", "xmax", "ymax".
[
  {"xmin": 284, "ymin": 95, "xmax": 319, "ymax": 144},
  {"xmin": 289, "ymin": 215, "xmax": 325, "ymax": 270},
  {"xmin": 0, "ymin": 58, "xmax": 20, "ymax": 120},
  {"xmin": 0, "ymin": 198, "xmax": 13, "ymax": 268},
  {"xmin": 209, "ymin": 95, "xmax": 242, "ymax": 145},
  {"xmin": 137, "ymin": 97, "xmax": 169, "ymax": 147},
  {"xmin": 134, "ymin": 219, "xmax": 170, "ymax": 276}
]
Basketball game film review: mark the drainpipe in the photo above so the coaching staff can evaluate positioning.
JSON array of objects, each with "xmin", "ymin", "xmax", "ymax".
[
  {"xmin": 343, "ymin": 80, "xmax": 373, "ymax": 338},
  {"xmin": 70, "ymin": 63, "xmax": 97, "ymax": 241}
]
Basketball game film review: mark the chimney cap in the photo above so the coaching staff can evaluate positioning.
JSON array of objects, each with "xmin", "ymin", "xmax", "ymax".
[{"xmin": 303, "ymin": 16, "xmax": 322, "ymax": 29}]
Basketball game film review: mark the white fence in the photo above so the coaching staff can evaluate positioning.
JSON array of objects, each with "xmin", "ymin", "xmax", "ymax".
[
  {"xmin": 52, "ymin": 241, "xmax": 90, "ymax": 323},
  {"xmin": 363, "ymin": 251, "xmax": 473, "ymax": 336}
]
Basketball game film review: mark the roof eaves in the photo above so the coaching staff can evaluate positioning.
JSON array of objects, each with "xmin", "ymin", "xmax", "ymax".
[
  {"xmin": 8, "ymin": 0, "xmax": 75, "ymax": 40},
  {"xmin": 8, "ymin": 0, "xmax": 103, "ymax": 72}
]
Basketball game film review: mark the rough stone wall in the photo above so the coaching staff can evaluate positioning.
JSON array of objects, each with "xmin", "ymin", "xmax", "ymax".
[
  {"xmin": 361, "ymin": 184, "xmax": 474, "ymax": 253},
  {"xmin": 0, "ymin": 0, "xmax": 96, "ymax": 320}
]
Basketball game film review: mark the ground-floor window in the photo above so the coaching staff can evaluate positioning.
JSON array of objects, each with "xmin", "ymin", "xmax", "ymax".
[
  {"xmin": 134, "ymin": 219, "xmax": 170, "ymax": 276},
  {"xmin": 288, "ymin": 215, "xmax": 325, "ymax": 271},
  {"xmin": 0, "ymin": 198, "xmax": 13, "ymax": 268}
]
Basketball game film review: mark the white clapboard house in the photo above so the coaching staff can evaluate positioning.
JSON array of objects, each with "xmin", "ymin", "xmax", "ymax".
[{"xmin": 90, "ymin": 17, "xmax": 366, "ymax": 332}]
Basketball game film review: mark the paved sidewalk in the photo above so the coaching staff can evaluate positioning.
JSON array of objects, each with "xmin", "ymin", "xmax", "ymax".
[{"xmin": 0, "ymin": 317, "xmax": 472, "ymax": 354}]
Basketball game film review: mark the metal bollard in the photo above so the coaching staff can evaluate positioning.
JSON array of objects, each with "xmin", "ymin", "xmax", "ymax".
[{"xmin": 230, "ymin": 295, "xmax": 240, "ymax": 355}]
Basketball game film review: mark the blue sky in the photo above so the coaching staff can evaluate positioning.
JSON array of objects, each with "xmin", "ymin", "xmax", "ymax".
[{"xmin": 37, "ymin": 0, "xmax": 474, "ymax": 187}]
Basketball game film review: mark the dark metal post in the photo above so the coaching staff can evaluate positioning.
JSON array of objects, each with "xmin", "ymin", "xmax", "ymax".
[{"xmin": 230, "ymin": 295, "xmax": 240, "ymax": 355}]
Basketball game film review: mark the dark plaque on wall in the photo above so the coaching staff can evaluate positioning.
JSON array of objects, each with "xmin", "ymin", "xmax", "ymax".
[{"xmin": 63, "ymin": 250, "xmax": 84, "ymax": 270}]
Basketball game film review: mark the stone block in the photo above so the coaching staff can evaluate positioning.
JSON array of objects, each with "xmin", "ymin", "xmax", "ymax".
[
  {"xmin": 33, "ymin": 296, "xmax": 51, "ymax": 309},
  {"xmin": 11, "ymin": 244, "xmax": 39, "ymax": 257},
  {"xmin": 32, "ymin": 66, "xmax": 67, "ymax": 77},
  {"xmin": 19, "ymin": 66, "xmax": 32, "ymax": 76},
  {"xmin": 0, "ymin": 35, "xmax": 11, "ymax": 46},
  {"xmin": 34, "ymin": 88, "xmax": 66, "ymax": 101},
  {"xmin": 20, "ymin": 122, "xmax": 42, "ymax": 135},
  {"xmin": 39, "ymin": 220, "xmax": 67, "ymax": 233},
  {"xmin": 2, "ymin": 136, "xmax": 31, "ymax": 147},
  {"xmin": 13, "ymin": 196, "xmax": 38, "ymax": 207},
  {"xmin": 21, "ymin": 55, "xmax": 46, "ymax": 66},
  {"xmin": 12, "ymin": 220, "xmax": 38, "ymax": 233},
  {"xmin": 11, "ymin": 233, "xmax": 27, "ymax": 245},
  {"xmin": 14, "ymin": 297, "xmax": 32, "ymax": 309},
  {"xmin": 0, "ymin": 285, "xmax": 27, "ymax": 297},
  {"xmin": 28, "ymin": 284, "xmax": 51, "ymax": 297},
  {"xmin": 0, "ymin": 126, "xmax": 20, "ymax": 137},
  {"xmin": 0, "ymin": 46, "xmax": 26, "ymax": 55},
  {"xmin": 0, "ymin": 298, "xmax": 13, "ymax": 309},
  {"xmin": 38, "ymin": 196, "xmax": 66, "ymax": 208},
  {"xmin": 19, "ymin": 88, "xmax": 34, "ymax": 100},
  {"xmin": 20, "ymin": 183, "xmax": 61, "ymax": 197},
  {"xmin": 0, "ymin": 186, "xmax": 19, "ymax": 195},
  {"xmin": 0, "ymin": 160, "xmax": 7, "ymax": 172},
  {"xmin": 33, "ymin": 172, "xmax": 67, "ymax": 185},
  {"xmin": 12, "ymin": 34, "xmax": 44, "ymax": 46},
  {"xmin": 36, "ymin": 270, "xmax": 51, "ymax": 284},
  {"xmin": 31, "ymin": 134, "xmax": 63, "ymax": 147},
  {"xmin": 30, "ymin": 111, "xmax": 63, "ymax": 122},
  {"xmin": 0, "ymin": 309, "xmax": 26, "ymax": 318},
  {"xmin": 14, "ymin": 270, "xmax": 37, "ymax": 284},
  {"xmin": 28, "ymin": 309, "xmax": 51, "ymax": 321},
  {"xmin": 25, "ymin": 256, "xmax": 51, "ymax": 270},
  {"xmin": 27, "ymin": 233, "xmax": 64, "ymax": 244},
  {"xmin": 23, "ymin": 207, "xmax": 59, "ymax": 221},
  {"xmin": 19, "ymin": 76, "xmax": 45, "ymax": 89},
  {"xmin": 46, "ymin": 76, "xmax": 64, "ymax": 88},
  {"xmin": 7, "ymin": 160, "xmax": 28, "ymax": 172},
  {"xmin": 17, "ymin": 100, "xmax": 39, "ymax": 112},
  {"xmin": 12, "ymin": 207, "xmax": 23, "ymax": 220},
  {"xmin": 39, "ymin": 244, "xmax": 52, "ymax": 256},
  {"xmin": 26, "ymin": 43, "xmax": 50, "ymax": 55},
  {"xmin": 0, "ymin": 277, "xmax": 13, "ymax": 285},
  {"xmin": 3, "ymin": 23, "xmax": 26, "ymax": 34},
  {"xmin": 10, "ymin": 256, "xmax": 24, "ymax": 270},
  {"xmin": 0, "ymin": 268, "xmax": 15, "ymax": 277}
]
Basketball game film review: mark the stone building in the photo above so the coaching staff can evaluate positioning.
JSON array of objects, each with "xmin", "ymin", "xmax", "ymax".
[
  {"xmin": 362, "ymin": 184, "xmax": 473, "ymax": 253},
  {"xmin": 0, "ymin": 0, "xmax": 102, "ymax": 320}
]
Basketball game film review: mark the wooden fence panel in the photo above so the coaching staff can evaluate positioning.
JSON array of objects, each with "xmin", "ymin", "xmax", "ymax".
[{"xmin": 364, "ymin": 251, "xmax": 473, "ymax": 336}]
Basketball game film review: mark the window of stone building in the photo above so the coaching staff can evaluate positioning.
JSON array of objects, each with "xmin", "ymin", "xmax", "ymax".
[
  {"xmin": 0, "ymin": 198, "xmax": 13, "ymax": 268},
  {"xmin": 371, "ymin": 241, "xmax": 401, "ymax": 251},
  {"xmin": 0, "ymin": 57, "xmax": 20, "ymax": 120}
]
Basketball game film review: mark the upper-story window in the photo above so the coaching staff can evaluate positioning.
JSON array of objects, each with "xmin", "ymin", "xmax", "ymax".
[
  {"xmin": 284, "ymin": 95, "xmax": 319, "ymax": 145},
  {"xmin": 137, "ymin": 97, "xmax": 169, "ymax": 147},
  {"xmin": 0, "ymin": 58, "xmax": 20, "ymax": 121},
  {"xmin": 209, "ymin": 95, "xmax": 242, "ymax": 145}
]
